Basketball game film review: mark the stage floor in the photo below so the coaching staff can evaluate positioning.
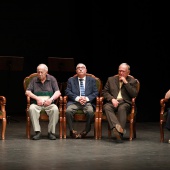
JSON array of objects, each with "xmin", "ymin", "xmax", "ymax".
[{"xmin": 1, "ymin": 116, "xmax": 170, "ymax": 170}]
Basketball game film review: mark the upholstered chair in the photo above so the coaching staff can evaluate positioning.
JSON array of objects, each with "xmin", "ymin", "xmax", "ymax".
[{"xmin": 23, "ymin": 73, "xmax": 63, "ymax": 139}]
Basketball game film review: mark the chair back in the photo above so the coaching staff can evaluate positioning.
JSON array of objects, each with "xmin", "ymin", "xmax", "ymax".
[{"xmin": 23, "ymin": 73, "xmax": 38, "ymax": 91}]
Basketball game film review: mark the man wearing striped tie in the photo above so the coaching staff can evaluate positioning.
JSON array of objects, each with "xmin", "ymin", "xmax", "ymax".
[{"xmin": 65, "ymin": 63, "xmax": 99, "ymax": 139}]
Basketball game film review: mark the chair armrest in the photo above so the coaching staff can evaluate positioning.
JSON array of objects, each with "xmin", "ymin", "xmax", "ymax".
[
  {"xmin": 130, "ymin": 97, "xmax": 136, "ymax": 119},
  {"xmin": 99, "ymin": 97, "xmax": 104, "ymax": 113},
  {"xmin": 160, "ymin": 98, "xmax": 169, "ymax": 106},
  {"xmin": 160, "ymin": 98, "xmax": 169, "ymax": 121},
  {"xmin": 132, "ymin": 97, "xmax": 136, "ymax": 105},
  {"xmin": 0, "ymin": 96, "xmax": 6, "ymax": 104},
  {"xmin": 26, "ymin": 96, "xmax": 31, "ymax": 111},
  {"xmin": 63, "ymin": 95, "xmax": 68, "ymax": 103},
  {"xmin": 98, "ymin": 97, "xmax": 104, "ymax": 120},
  {"xmin": 95, "ymin": 97, "xmax": 100, "ymax": 113},
  {"xmin": 58, "ymin": 96, "xmax": 63, "ymax": 113},
  {"xmin": 0, "ymin": 96, "xmax": 6, "ymax": 114},
  {"xmin": 63, "ymin": 96, "xmax": 68, "ymax": 116}
]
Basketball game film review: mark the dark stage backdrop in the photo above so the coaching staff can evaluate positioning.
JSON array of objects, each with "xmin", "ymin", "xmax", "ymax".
[{"xmin": 0, "ymin": 1, "xmax": 169, "ymax": 122}]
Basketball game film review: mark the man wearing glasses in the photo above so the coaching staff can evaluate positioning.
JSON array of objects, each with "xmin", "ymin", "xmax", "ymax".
[{"xmin": 65, "ymin": 63, "xmax": 99, "ymax": 139}]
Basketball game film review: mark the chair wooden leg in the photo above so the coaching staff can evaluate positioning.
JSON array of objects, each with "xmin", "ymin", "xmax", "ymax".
[
  {"xmin": 98, "ymin": 117, "xmax": 102, "ymax": 139},
  {"xmin": 63, "ymin": 116, "xmax": 66, "ymax": 139},
  {"xmin": 94, "ymin": 117, "xmax": 98, "ymax": 139},
  {"xmin": 1, "ymin": 118, "xmax": 6, "ymax": 140},
  {"xmin": 59, "ymin": 117, "xmax": 62, "ymax": 139},
  {"xmin": 160, "ymin": 121, "xmax": 164, "ymax": 142},
  {"xmin": 129, "ymin": 120, "xmax": 133, "ymax": 141},
  {"xmin": 27, "ymin": 117, "xmax": 31, "ymax": 139}
]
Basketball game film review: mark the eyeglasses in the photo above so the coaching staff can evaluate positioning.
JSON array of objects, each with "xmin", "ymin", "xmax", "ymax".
[{"xmin": 76, "ymin": 67, "xmax": 86, "ymax": 70}]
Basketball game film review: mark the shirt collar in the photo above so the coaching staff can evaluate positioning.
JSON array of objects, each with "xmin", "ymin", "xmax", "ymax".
[{"xmin": 78, "ymin": 76, "xmax": 86, "ymax": 81}]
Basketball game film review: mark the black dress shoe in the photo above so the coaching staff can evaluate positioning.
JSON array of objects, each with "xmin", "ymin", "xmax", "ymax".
[
  {"xmin": 32, "ymin": 131, "xmax": 41, "ymax": 140},
  {"xmin": 70, "ymin": 130, "xmax": 81, "ymax": 139},
  {"xmin": 70, "ymin": 130, "xmax": 77, "ymax": 137},
  {"xmin": 48, "ymin": 132, "xmax": 56, "ymax": 140},
  {"xmin": 79, "ymin": 130, "xmax": 88, "ymax": 138}
]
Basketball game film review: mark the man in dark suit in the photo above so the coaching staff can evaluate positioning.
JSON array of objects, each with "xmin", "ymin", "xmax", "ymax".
[
  {"xmin": 102, "ymin": 63, "xmax": 138, "ymax": 143},
  {"xmin": 65, "ymin": 63, "xmax": 99, "ymax": 139}
]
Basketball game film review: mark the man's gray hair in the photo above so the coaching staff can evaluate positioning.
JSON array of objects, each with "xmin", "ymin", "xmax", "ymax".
[
  {"xmin": 76, "ymin": 63, "xmax": 86, "ymax": 69},
  {"xmin": 37, "ymin": 63, "xmax": 48, "ymax": 71},
  {"xmin": 120, "ymin": 63, "xmax": 130, "ymax": 70}
]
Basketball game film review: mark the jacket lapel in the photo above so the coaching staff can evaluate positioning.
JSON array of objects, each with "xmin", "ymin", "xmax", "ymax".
[
  {"xmin": 85, "ymin": 76, "xmax": 89, "ymax": 92},
  {"xmin": 115, "ymin": 76, "xmax": 120, "ymax": 89},
  {"xmin": 74, "ymin": 77, "xmax": 80, "ymax": 92}
]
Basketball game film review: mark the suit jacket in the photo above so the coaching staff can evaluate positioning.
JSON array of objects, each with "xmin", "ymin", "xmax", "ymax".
[
  {"xmin": 102, "ymin": 75, "xmax": 138, "ymax": 105},
  {"xmin": 65, "ymin": 76, "xmax": 99, "ymax": 108}
]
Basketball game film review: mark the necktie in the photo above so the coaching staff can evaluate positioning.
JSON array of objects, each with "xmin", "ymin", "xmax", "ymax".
[
  {"xmin": 117, "ymin": 81, "xmax": 123, "ymax": 99},
  {"xmin": 79, "ymin": 79, "xmax": 85, "ymax": 96}
]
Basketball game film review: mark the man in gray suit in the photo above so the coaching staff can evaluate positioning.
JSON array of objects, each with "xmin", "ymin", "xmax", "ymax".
[
  {"xmin": 102, "ymin": 63, "xmax": 138, "ymax": 143},
  {"xmin": 65, "ymin": 63, "xmax": 99, "ymax": 139}
]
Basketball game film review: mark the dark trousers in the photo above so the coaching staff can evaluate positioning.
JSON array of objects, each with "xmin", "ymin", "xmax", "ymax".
[
  {"xmin": 66, "ymin": 102, "xmax": 94, "ymax": 132},
  {"xmin": 166, "ymin": 108, "xmax": 170, "ymax": 130},
  {"xmin": 103, "ymin": 102, "xmax": 131, "ymax": 130}
]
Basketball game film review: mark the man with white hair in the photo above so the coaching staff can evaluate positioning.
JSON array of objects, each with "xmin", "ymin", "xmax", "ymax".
[{"xmin": 25, "ymin": 63, "xmax": 61, "ymax": 140}]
